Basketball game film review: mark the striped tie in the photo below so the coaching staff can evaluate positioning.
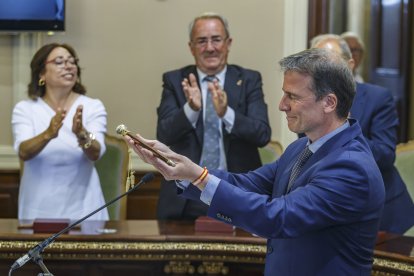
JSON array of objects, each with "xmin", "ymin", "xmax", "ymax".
[
  {"xmin": 286, "ymin": 146, "xmax": 313, "ymax": 193},
  {"xmin": 200, "ymin": 76, "xmax": 220, "ymax": 169}
]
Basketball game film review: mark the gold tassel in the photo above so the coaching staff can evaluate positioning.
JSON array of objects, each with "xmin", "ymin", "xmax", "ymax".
[
  {"xmin": 125, "ymin": 149, "xmax": 135, "ymax": 192},
  {"xmin": 129, "ymin": 171, "xmax": 135, "ymax": 190},
  {"xmin": 126, "ymin": 175, "xmax": 131, "ymax": 192}
]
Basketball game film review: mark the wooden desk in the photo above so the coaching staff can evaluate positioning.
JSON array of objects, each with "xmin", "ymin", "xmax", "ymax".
[
  {"xmin": 0, "ymin": 219, "xmax": 265, "ymax": 276},
  {"xmin": 0, "ymin": 220, "xmax": 413, "ymax": 275}
]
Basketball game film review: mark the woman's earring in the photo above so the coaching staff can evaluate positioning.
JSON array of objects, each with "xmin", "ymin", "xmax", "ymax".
[{"xmin": 38, "ymin": 79, "xmax": 45, "ymax": 86}]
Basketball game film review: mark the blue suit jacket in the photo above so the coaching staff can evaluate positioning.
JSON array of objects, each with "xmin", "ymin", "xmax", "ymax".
[
  {"xmin": 156, "ymin": 64, "xmax": 271, "ymax": 219},
  {"xmin": 351, "ymin": 82, "xmax": 414, "ymax": 233},
  {"xmin": 183, "ymin": 120, "xmax": 385, "ymax": 275}
]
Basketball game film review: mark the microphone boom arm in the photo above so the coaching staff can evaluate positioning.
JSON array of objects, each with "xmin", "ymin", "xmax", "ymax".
[{"xmin": 10, "ymin": 173, "xmax": 155, "ymax": 274}]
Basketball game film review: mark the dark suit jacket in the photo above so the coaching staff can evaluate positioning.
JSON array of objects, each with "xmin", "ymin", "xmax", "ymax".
[
  {"xmin": 351, "ymin": 82, "xmax": 414, "ymax": 234},
  {"xmin": 182, "ymin": 119, "xmax": 385, "ymax": 275},
  {"xmin": 156, "ymin": 64, "xmax": 271, "ymax": 219}
]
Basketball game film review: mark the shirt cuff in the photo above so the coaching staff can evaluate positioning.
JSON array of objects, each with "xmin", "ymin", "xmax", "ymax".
[
  {"xmin": 200, "ymin": 174, "xmax": 221, "ymax": 205},
  {"xmin": 183, "ymin": 102, "xmax": 200, "ymax": 128},
  {"xmin": 221, "ymin": 106, "xmax": 235, "ymax": 133},
  {"xmin": 175, "ymin": 179, "xmax": 190, "ymax": 190}
]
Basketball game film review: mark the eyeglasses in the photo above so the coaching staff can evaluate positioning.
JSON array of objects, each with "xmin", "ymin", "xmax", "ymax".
[
  {"xmin": 192, "ymin": 36, "xmax": 228, "ymax": 48},
  {"xmin": 45, "ymin": 56, "xmax": 78, "ymax": 68}
]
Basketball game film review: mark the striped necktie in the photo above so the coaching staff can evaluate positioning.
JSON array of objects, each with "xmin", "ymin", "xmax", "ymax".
[
  {"xmin": 286, "ymin": 146, "xmax": 313, "ymax": 193},
  {"xmin": 200, "ymin": 75, "xmax": 220, "ymax": 169}
]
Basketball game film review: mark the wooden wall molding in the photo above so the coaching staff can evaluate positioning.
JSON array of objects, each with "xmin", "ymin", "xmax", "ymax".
[
  {"xmin": 0, "ymin": 144, "xmax": 154, "ymax": 171},
  {"xmin": 0, "ymin": 145, "xmax": 19, "ymax": 170}
]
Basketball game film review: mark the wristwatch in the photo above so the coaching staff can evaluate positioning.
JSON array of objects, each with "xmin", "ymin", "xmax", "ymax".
[
  {"xmin": 83, "ymin": 132, "xmax": 96, "ymax": 149},
  {"xmin": 78, "ymin": 131, "xmax": 96, "ymax": 149}
]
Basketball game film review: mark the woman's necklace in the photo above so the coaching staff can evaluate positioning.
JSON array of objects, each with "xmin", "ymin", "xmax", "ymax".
[{"xmin": 43, "ymin": 92, "xmax": 78, "ymax": 112}]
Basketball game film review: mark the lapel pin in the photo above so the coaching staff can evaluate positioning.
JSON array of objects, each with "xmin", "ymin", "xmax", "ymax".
[{"xmin": 237, "ymin": 79, "xmax": 242, "ymax": 86}]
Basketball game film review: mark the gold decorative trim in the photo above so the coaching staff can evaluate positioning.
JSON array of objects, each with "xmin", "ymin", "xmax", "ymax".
[
  {"xmin": 197, "ymin": 261, "xmax": 229, "ymax": 275},
  {"xmin": 0, "ymin": 252, "xmax": 265, "ymax": 264},
  {"xmin": 164, "ymin": 261, "xmax": 195, "ymax": 274},
  {"xmin": 373, "ymin": 257, "xmax": 414, "ymax": 274},
  {"xmin": 0, "ymin": 240, "xmax": 266, "ymax": 253},
  {"xmin": 3, "ymin": 240, "xmax": 414, "ymax": 274},
  {"xmin": 0, "ymin": 240, "xmax": 266, "ymax": 263}
]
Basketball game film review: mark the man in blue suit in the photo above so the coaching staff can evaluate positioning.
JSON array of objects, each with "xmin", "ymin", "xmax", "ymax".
[
  {"xmin": 156, "ymin": 12, "xmax": 271, "ymax": 220},
  {"xmin": 311, "ymin": 34, "xmax": 414, "ymax": 234},
  {"xmin": 128, "ymin": 48, "xmax": 385, "ymax": 275}
]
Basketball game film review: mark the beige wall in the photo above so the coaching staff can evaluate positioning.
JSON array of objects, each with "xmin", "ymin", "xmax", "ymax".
[
  {"xmin": 43, "ymin": 0, "xmax": 288, "ymax": 140},
  {"xmin": 0, "ymin": 36, "xmax": 13, "ymax": 145},
  {"xmin": 0, "ymin": 0, "xmax": 308, "ymax": 168}
]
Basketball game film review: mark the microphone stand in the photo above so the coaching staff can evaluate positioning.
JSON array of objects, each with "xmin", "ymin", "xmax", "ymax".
[
  {"xmin": 9, "ymin": 173, "xmax": 154, "ymax": 276},
  {"xmin": 33, "ymin": 252, "xmax": 53, "ymax": 276}
]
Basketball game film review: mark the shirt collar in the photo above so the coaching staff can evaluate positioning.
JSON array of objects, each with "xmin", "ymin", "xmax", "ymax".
[
  {"xmin": 307, "ymin": 120, "xmax": 350, "ymax": 153},
  {"xmin": 197, "ymin": 66, "xmax": 227, "ymax": 85}
]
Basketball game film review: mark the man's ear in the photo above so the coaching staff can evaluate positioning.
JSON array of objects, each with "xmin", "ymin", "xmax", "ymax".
[
  {"xmin": 227, "ymin": 37, "xmax": 233, "ymax": 51},
  {"xmin": 188, "ymin": 41, "xmax": 196, "ymax": 57},
  {"xmin": 324, "ymin": 93, "xmax": 337, "ymax": 113},
  {"xmin": 348, "ymin": 58, "xmax": 355, "ymax": 71}
]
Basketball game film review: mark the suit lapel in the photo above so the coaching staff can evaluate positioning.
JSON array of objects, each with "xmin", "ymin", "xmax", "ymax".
[
  {"xmin": 222, "ymin": 66, "xmax": 243, "ymax": 154},
  {"xmin": 279, "ymin": 120, "xmax": 362, "ymax": 194},
  {"xmin": 350, "ymin": 82, "xmax": 366, "ymax": 120},
  {"xmin": 224, "ymin": 66, "xmax": 243, "ymax": 110}
]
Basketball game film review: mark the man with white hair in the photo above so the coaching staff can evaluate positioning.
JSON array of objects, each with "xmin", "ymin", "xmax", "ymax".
[{"xmin": 341, "ymin": 31, "xmax": 365, "ymax": 82}]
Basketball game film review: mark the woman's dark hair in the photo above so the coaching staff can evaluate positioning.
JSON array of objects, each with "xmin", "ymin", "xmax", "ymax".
[{"xmin": 28, "ymin": 43, "xmax": 86, "ymax": 100}]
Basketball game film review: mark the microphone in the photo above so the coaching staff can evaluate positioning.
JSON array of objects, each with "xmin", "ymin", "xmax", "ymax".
[
  {"xmin": 10, "ymin": 240, "xmax": 47, "ymax": 271},
  {"xmin": 10, "ymin": 173, "xmax": 155, "ymax": 273},
  {"xmin": 10, "ymin": 253, "xmax": 31, "ymax": 271}
]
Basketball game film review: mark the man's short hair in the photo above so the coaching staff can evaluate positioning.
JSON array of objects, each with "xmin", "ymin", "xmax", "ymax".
[
  {"xmin": 279, "ymin": 48, "xmax": 356, "ymax": 119},
  {"xmin": 188, "ymin": 12, "xmax": 230, "ymax": 40}
]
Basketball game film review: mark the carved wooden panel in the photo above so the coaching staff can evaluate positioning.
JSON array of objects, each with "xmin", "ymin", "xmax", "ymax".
[
  {"xmin": 369, "ymin": 0, "xmax": 413, "ymax": 142},
  {"xmin": 307, "ymin": 0, "xmax": 348, "ymax": 46},
  {"xmin": 127, "ymin": 172, "xmax": 162, "ymax": 219},
  {"xmin": 0, "ymin": 170, "xmax": 19, "ymax": 218}
]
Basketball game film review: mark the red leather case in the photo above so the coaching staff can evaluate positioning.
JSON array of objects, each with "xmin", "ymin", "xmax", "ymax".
[{"xmin": 33, "ymin": 218, "xmax": 70, "ymax": 233}]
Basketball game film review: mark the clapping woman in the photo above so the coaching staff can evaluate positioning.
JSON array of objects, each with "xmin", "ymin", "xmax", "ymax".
[{"xmin": 12, "ymin": 43, "xmax": 109, "ymax": 220}]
